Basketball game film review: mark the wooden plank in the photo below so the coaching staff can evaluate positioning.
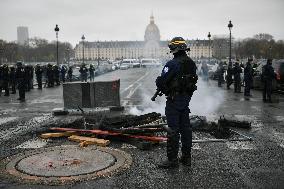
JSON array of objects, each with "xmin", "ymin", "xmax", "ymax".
[
  {"xmin": 68, "ymin": 135, "xmax": 110, "ymax": 147},
  {"xmin": 40, "ymin": 131, "xmax": 77, "ymax": 139},
  {"xmin": 50, "ymin": 127, "xmax": 167, "ymax": 142}
]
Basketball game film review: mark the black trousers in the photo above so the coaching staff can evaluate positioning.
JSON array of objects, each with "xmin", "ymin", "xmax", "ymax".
[
  {"xmin": 263, "ymin": 80, "xmax": 272, "ymax": 101},
  {"xmin": 244, "ymin": 80, "xmax": 252, "ymax": 96},
  {"xmin": 37, "ymin": 77, "xmax": 42, "ymax": 89},
  {"xmin": 165, "ymin": 96, "xmax": 192, "ymax": 160}
]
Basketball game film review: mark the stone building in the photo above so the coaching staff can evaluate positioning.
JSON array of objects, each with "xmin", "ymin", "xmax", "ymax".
[
  {"xmin": 74, "ymin": 14, "xmax": 223, "ymax": 61},
  {"xmin": 17, "ymin": 26, "xmax": 29, "ymax": 46}
]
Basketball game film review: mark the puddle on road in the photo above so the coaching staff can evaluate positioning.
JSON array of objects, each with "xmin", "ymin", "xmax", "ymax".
[{"xmin": 14, "ymin": 138, "xmax": 49, "ymax": 149}]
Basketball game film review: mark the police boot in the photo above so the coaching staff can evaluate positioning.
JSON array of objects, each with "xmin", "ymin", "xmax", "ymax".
[
  {"xmin": 180, "ymin": 154, "xmax": 191, "ymax": 166},
  {"xmin": 158, "ymin": 158, "xmax": 179, "ymax": 169}
]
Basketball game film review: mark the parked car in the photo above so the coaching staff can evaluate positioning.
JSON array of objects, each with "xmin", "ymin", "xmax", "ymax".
[
  {"xmin": 140, "ymin": 59, "xmax": 161, "ymax": 67},
  {"xmin": 119, "ymin": 63, "xmax": 130, "ymax": 70},
  {"xmin": 120, "ymin": 59, "xmax": 141, "ymax": 68}
]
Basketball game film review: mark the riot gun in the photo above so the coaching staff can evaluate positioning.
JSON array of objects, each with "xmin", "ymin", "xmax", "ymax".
[{"xmin": 151, "ymin": 89, "xmax": 163, "ymax": 101}]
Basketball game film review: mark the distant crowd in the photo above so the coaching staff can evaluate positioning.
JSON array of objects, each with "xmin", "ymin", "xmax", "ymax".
[{"xmin": 0, "ymin": 62, "xmax": 95, "ymax": 102}]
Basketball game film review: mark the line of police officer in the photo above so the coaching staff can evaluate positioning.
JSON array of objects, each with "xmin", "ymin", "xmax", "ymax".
[
  {"xmin": 0, "ymin": 62, "xmax": 74, "ymax": 102},
  {"xmin": 79, "ymin": 63, "xmax": 95, "ymax": 82},
  {"xmin": 216, "ymin": 58, "xmax": 276, "ymax": 102}
]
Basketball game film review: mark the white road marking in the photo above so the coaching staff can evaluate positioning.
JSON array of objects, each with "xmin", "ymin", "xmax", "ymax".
[
  {"xmin": 226, "ymin": 141, "xmax": 256, "ymax": 150},
  {"xmin": 126, "ymin": 83, "xmax": 142, "ymax": 99},
  {"xmin": 121, "ymin": 71, "xmax": 149, "ymax": 93}
]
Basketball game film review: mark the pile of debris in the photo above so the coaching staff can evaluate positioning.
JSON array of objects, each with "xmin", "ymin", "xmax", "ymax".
[{"xmin": 40, "ymin": 112, "xmax": 252, "ymax": 149}]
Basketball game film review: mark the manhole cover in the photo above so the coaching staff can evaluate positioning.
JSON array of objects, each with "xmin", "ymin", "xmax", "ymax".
[{"xmin": 1, "ymin": 145, "xmax": 132, "ymax": 185}]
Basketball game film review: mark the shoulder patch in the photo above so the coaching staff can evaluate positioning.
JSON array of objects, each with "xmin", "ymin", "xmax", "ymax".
[{"xmin": 163, "ymin": 66, "xmax": 169, "ymax": 73}]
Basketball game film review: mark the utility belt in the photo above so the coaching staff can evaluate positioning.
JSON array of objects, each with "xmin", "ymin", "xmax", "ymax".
[{"xmin": 167, "ymin": 90, "xmax": 189, "ymax": 99}]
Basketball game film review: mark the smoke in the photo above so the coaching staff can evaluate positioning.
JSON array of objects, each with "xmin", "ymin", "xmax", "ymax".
[
  {"xmin": 190, "ymin": 79, "xmax": 225, "ymax": 116},
  {"xmin": 128, "ymin": 78, "xmax": 225, "ymax": 116},
  {"xmin": 128, "ymin": 89, "xmax": 166, "ymax": 116}
]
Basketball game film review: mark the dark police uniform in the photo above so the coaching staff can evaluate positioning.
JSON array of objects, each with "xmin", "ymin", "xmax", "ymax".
[
  {"xmin": 262, "ymin": 59, "xmax": 276, "ymax": 102},
  {"xmin": 53, "ymin": 65, "xmax": 60, "ymax": 86},
  {"xmin": 9, "ymin": 66, "xmax": 16, "ymax": 94},
  {"xmin": 0, "ymin": 65, "xmax": 2, "ymax": 96},
  {"xmin": 79, "ymin": 64, "xmax": 88, "ymax": 82},
  {"xmin": 226, "ymin": 62, "xmax": 233, "ymax": 89},
  {"xmin": 217, "ymin": 62, "xmax": 225, "ymax": 87},
  {"xmin": 244, "ymin": 60, "xmax": 253, "ymax": 96},
  {"xmin": 15, "ymin": 62, "xmax": 26, "ymax": 101},
  {"xmin": 156, "ymin": 37, "xmax": 197, "ymax": 168},
  {"xmin": 35, "ymin": 64, "xmax": 43, "ymax": 89},
  {"xmin": 60, "ymin": 65, "xmax": 67, "ymax": 83},
  {"xmin": 2, "ymin": 64, "xmax": 10, "ymax": 96},
  {"xmin": 67, "ymin": 66, "xmax": 73, "ymax": 82},
  {"xmin": 89, "ymin": 65, "xmax": 95, "ymax": 81},
  {"xmin": 233, "ymin": 62, "xmax": 242, "ymax": 93},
  {"xmin": 46, "ymin": 64, "xmax": 54, "ymax": 87}
]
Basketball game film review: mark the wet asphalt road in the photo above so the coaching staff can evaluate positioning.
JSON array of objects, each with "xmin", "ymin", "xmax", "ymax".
[{"xmin": 0, "ymin": 67, "xmax": 284, "ymax": 189}]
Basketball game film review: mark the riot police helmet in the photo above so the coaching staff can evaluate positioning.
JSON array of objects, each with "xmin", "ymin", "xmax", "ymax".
[
  {"xmin": 16, "ymin": 61, "xmax": 23, "ymax": 66},
  {"xmin": 168, "ymin": 37, "xmax": 190, "ymax": 53}
]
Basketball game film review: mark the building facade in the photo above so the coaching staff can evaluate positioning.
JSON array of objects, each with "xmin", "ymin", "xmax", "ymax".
[
  {"xmin": 17, "ymin": 26, "xmax": 29, "ymax": 46},
  {"xmin": 75, "ymin": 15, "xmax": 227, "ymax": 61}
]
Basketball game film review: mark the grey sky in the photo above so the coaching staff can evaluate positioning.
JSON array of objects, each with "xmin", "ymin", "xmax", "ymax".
[{"xmin": 0, "ymin": 0, "xmax": 284, "ymax": 47}]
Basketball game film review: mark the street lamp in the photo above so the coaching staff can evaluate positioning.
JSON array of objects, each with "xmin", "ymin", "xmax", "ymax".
[
  {"xmin": 0, "ymin": 43, "xmax": 4, "ymax": 65},
  {"xmin": 269, "ymin": 46, "xmax": 272, "ymax": 59},
  {"xmin": 81, "ymin": 35, "xmax": 85, "ymax": 64},
  {"xmin": 208, "ymin": 32, "xmax": 211, "ymax": 64},
  {"xmin": 228, "ymin": 20, "xmax": 233, "ymax": 65},
  {"xmin": 66, "ymin": 47, "xmax": 70, "ymax": 67},
  {"xmin": 54, "ymin": 24, "xmax": 59, "ymax": 66},
  {"xmin": 97, "ymin": 41, "xmax": 100, "ymax": 68}
]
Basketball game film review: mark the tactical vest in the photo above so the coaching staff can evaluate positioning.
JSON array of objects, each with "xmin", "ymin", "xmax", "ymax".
[{"xmin": 168, "ymin": 56, "xmax": 198, "ymax": 96}]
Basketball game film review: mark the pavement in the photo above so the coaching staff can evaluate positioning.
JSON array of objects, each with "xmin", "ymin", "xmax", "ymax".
[{"xmin": 0, "ymin": 67, "xmax": 284, "ymax": 189}]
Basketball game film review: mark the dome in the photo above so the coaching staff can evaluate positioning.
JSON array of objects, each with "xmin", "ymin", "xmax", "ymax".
[{"xmin": 144, "ymin": 14, "xmax": 160, "ymax": 42}]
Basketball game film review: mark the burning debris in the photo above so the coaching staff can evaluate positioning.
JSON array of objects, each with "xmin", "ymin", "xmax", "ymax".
[{"xmin": 42, "ymin": 112, "xmax": 252, "ymax": 150}]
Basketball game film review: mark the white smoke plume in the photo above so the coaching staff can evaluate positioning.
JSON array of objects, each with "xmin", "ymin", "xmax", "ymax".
[{"xmin": 129, "ymin": 78, "xmax": 225, "ymax": 116}]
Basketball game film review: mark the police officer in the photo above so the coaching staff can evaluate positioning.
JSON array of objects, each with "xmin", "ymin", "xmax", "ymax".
[
  {"xmin": 29, "ymin": 65, "xmax": 34, "ymax": 89},
  {"xmin": 156, "ymin": 37, "xmax": 197, "ymax": 168},
  {"xmin": 67, "ymin": 66, "xmax": 73, "ymax": 82},
  {"xmin": 89, "ymin": 64, "xmax": 95, "ymax": 81},
  {"xmin": 60, "ymin": 65, "xmax": 67, "ymax": 83},
  {"xmin": 233, "ymin": 61, "xmax": 242, "ymax": 93},
  {"xmin": 226, "ymin": 62, "xmax": 233, "ymax": 89},
  {"xmin": 262, "ymin": 59, "xmax": 276, "ymax": 103},
  {"xmin": 53, "ymin": 65, "xmax": 60, "ymax": 86},
  {"xmin": 35, "ymin": 64, "xmax": 43, "ymax": 89},
  {"xmin": 79, "ymin": 63, "xmax": 88, "ymax": 82},
  {"xmin": 244, "ymin": 58, "xmax": 253, "ymax": 96},
  {"xmin": 46, "ymin": 64, "xmax": 54, "ymax": 87},
  {"xmin": 217, "ymin": 62, "xmax": 225, "ymax": 87},
  {"xmin": 15, "ymin": 61, "xmax": 26, "ymax": 101},
  {"xmin": 9, "ymin": 65, "xmax": 16, "ymax": 94},
  {"xmin": 0, "ymin": 65, "xmax": 3, "ymax": 96},
  {"xmin": 2, "ymin": 64, "xmax": 10, "ymax": 96},
  {"xmin": 24, "ymin": 64, "xmax": 30, "ymax": 91},
  {"xmin": 201, "ymin": 62, "xmax": 209, "ymax": 82}
]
